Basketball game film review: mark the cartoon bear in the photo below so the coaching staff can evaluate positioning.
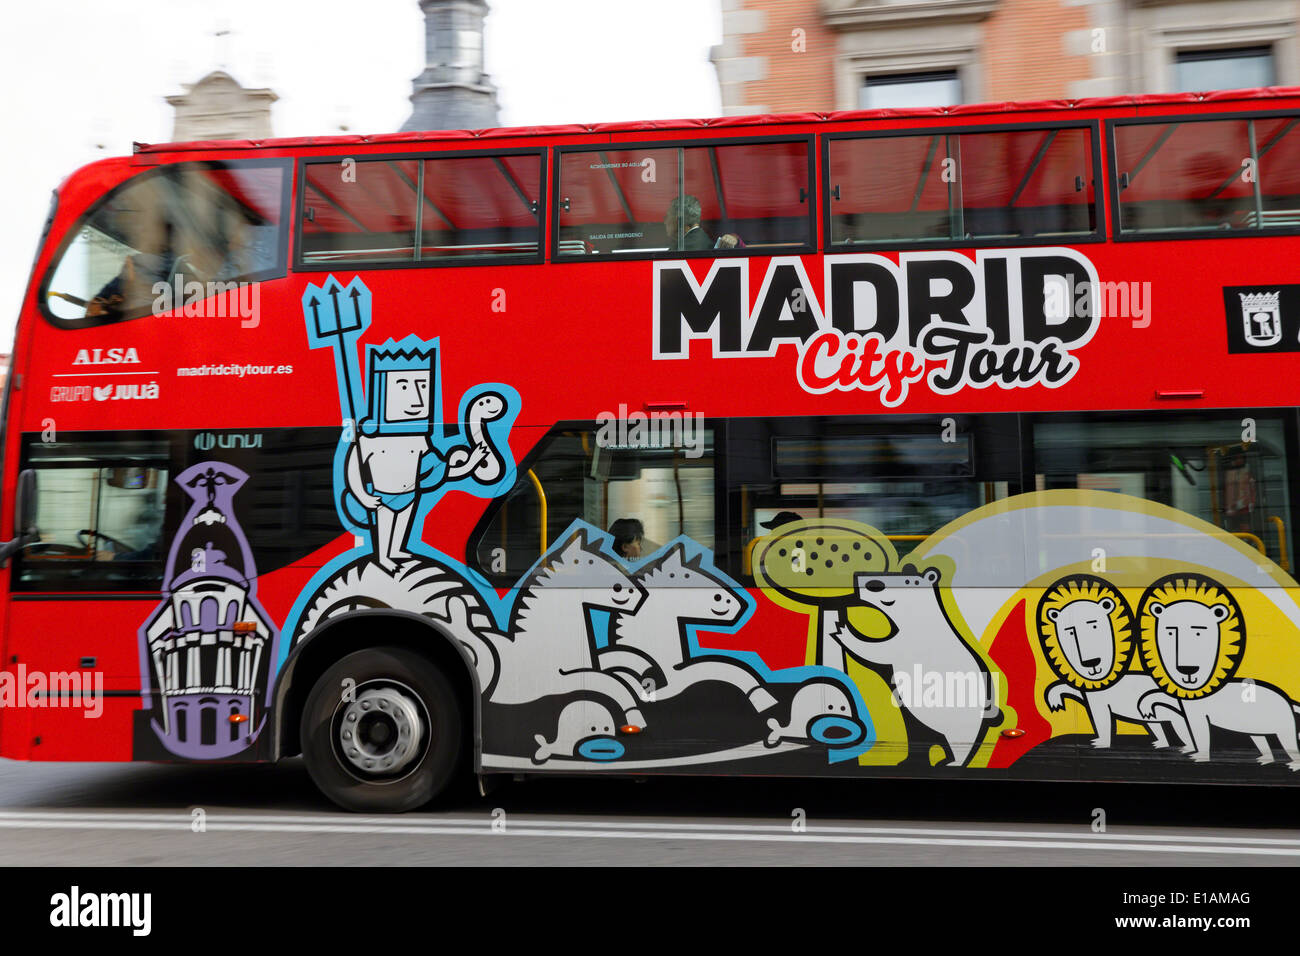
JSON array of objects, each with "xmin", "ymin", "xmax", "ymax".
[{"xmin": 833, "ymin": 566, "xmax": 998, "ymax": 766}]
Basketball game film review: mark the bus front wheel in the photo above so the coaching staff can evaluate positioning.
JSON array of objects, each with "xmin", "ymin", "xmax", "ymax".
[{"xmin": 300, "ymin": 646, "xmax": 463, "ymax": 812}]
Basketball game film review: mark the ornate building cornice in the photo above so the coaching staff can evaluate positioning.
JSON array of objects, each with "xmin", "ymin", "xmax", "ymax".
[{"xmin": 821, "ymin": 0, "xmax": 1001, "ymax": 30}]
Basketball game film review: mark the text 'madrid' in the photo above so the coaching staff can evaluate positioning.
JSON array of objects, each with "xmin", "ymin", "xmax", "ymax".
[{"xmin": 653, "ymin": 250, "xmax": 1103, "ymax": 407}]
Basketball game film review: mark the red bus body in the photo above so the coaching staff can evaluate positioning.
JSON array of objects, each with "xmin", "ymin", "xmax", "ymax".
[{"xmin": 5, "ymin": 88, "xmax": 1300, "ymax": 797}]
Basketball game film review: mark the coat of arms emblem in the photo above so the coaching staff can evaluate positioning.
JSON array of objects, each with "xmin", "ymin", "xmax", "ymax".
[{"xmin": 1240, "ymin": 291, "xmax": 1282, "ymax": 347}]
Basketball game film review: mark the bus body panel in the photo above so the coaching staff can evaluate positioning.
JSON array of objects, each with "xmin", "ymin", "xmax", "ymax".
[{"xmin": 5, "ymin": 89, "xmax": 1300, "ymax": 785}]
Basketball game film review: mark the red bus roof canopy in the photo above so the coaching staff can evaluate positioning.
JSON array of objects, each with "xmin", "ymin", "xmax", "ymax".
[{"xmin": 134, "ymin": 86, "xmax": 1300, "ymax": 154}]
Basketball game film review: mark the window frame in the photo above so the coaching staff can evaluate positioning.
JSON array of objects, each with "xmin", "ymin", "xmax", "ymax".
[
  {"xmin": 549, "ymin": 135, "xmax": 818, "ymax": 264},
  {"xmin": 37, "ymin": 158, "xmax": 293, "ymax": 331},
  {"xmin": 1106, "ymin": 109, "xmax": 1300, "ymax": 243},
  {"xmin": 292, "ymin": 146, "xmax": 548, "ymax": 272},
  {"xmin": 821, "ymin": 119, "xmax": 1105, "ymax": 252}
]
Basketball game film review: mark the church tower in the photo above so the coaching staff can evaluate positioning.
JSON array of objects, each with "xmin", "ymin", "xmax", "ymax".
[{"xmin": 401, "ymin": 0, "xmax": 501, "ymax": 132}]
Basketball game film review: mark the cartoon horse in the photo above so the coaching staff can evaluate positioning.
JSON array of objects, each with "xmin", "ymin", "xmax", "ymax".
[
  {"xmin": 487, "ymin": 529, "xmax": 650, "ymax": 729},
  {"xmin": 599, "ymin": 543, "xmax": 777, "ymax": 712}
]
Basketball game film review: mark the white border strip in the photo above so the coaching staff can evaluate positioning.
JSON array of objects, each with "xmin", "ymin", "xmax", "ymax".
[{"xmin": 0, "ymin": 811, "xmax": 1293, "ymax": 856}]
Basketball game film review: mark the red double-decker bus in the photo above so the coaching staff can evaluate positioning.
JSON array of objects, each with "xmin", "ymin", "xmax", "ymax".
[{"xmin": 5, "ymin": 87, "xmax": 1300, "ymax": 810}]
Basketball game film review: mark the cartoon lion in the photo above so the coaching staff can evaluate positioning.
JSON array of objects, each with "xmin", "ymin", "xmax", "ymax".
[
  {"xmin": 1037, "ymin": 575, "xmax": 1189, "ymax": 750},
  {"xmin": 1137, "ymin": 573, "xmax": 1300, "ymax": 769}
]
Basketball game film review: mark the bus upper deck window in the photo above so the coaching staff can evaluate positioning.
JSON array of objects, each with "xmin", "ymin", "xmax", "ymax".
[
  {"xmin": 827, "ymin": 126, "xmax": 1098, "ymax": 246},
  {"xmin": 1114, "ymin": 115, "xmax": 1300, "ymax": 235},
  {"xmin": 420, "ymin": 154, "xmax": 541, "ymax": 259},
  {"xmin": 43, "ymin": 161, "xmax": 288, "ymax": 326},
  {"xmin": 298, "ymin": 152, "xmax": 543, "ymax": 266},
  {"xmin": 302, "ymin": 159, "xmax": 419, "ymax": 265},
  {"xmin": 555, "ymin": 140, "xmax": 813, "ymax": 257}
]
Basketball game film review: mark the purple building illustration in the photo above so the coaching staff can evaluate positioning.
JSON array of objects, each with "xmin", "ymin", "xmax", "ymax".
[{"xmin": 140, "ymin": 463, "xmax": 277, "ymax": 759}]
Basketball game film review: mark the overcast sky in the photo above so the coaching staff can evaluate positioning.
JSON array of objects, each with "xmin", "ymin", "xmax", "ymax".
[{"xmin": 0, "ymin": 0, "xmax": 723, "ymax": 345}]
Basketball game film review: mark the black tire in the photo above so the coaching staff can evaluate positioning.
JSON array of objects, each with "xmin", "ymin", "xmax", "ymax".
[{"xmin": 301, "ymin": 646, "xmax": 463, "ymax": 812}]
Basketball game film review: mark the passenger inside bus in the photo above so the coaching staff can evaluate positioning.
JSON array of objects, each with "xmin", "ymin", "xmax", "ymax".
[
  {"xmin": 760, "ymin": 511, "xmax": 803, "ymax": 531},
  {"xmin": 664, "ymin": 196, "xmax": 712, "ymax": 251},
  {"xmin": 609, "ymin": 517, "xmax": 645, "ymax": 560},
  {"xmin": 1223, "ymin": 448, "xmax": 1258, "ymax": 533},
  {"xmin": 86, "ymin": 221, "xmax": 177, "ymax": 320}
]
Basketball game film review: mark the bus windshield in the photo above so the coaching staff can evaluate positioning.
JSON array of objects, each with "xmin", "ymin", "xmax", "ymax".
[{"xmin": 44, "ymin": 161, "xmax": 287, "ymax": 325}]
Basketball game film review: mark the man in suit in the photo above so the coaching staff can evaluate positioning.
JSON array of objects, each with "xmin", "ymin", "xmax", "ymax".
[{"xmin": 664, "ymin": 195, "xmax": 713, "ymax": 250}]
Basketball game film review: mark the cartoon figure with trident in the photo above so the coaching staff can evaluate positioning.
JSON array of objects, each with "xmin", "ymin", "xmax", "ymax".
[{"xmin": 303, "ymin": 275, "xmax": 518, "ymax": 572}]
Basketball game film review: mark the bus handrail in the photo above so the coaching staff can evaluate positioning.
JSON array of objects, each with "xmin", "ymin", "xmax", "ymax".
[
  {"xmin": 1236, "ymin": 531, "xmax": 1267, "ymax": 556},
  {"xmin": 1270, "ymin": 515, "xmax": 1290, "ymax": 571},
  {"xmin": 527, "ymin": 468, "xmax": 547, "ymax": 556}
]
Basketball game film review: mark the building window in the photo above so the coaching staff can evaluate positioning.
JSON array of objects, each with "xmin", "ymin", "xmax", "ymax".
[
  {"xmin": 860, "ymin": 71, "xmax": 962, "ymax": 110},
  {"xmin": 1174, "ymin": 47, "xmax": 1275, "ymax": 93}
]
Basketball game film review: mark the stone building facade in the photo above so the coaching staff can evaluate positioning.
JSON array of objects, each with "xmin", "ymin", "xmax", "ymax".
[
  {"xmin": 166, "ymin": 70, "xmax": 277, "ymax": 142},
  {"xmin": 711, "ymin": 0, "xmax": 1300, "ymax": 113}
]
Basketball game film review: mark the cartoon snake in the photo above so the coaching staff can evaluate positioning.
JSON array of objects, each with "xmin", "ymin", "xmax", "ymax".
[{"xmin": 445, "ymin": 391, "xmax": 508, "ymax": 484}]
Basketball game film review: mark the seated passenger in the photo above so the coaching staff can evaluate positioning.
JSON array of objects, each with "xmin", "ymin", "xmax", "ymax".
[
  {"xmin": 664, "ymin": 196, "xmax": 712, "ymax": 251},
  {"xmin": 112, "ymin": 504, "xmax": 165, "ymax": 562},
  {"xmin": 608, "ymin": 517, "xmax": 644, "ymax": 561},
  {"xmin": 87, "ymin": 222, "xmax": 177, "ymax": 320}
]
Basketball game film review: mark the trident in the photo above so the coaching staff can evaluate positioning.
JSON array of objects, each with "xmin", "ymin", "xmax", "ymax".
[{"xmin": 302, "ymin": 275, "xmax": 371, "ymax": 422}]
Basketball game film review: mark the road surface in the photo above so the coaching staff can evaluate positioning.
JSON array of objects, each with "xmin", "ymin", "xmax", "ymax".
[{"xmin": 0, "ymin": 758, "xmax": 1295, "ymax": 865}]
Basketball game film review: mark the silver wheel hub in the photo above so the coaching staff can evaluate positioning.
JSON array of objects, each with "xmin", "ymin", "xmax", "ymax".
[{"xmin": 338, "ymin": 686, "xmax": 423, "ymax": 775}]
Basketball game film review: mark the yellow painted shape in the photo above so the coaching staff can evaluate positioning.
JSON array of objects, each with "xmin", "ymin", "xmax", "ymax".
[{"xmin": 847, "ymin": 656, "xmax": 908, "ymax": 766}]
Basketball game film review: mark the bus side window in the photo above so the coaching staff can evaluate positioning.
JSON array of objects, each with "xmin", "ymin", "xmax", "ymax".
[
  {"xmin": 555, "ymin": 140, "xmax": 812, "ymax": 257},
  {"xmin": 302, "ymin": 159, "xmax": 419, "ymax": 265},
  {"xmin": 471, "ymin": 424, "xmax": 715, "ymax": 581},
  {"xmin": 827, "ymin": 126, "xmax": 1098, "ymax": 246},
  {"xmin": 419, "ymin": 154, "xmax": 541, "ymax": 259},
  {"xmin": 730, "ymin": 415, "xmax": 1020, "ymax": 582},
  {"xmin": 1114, "ymin": 115, "xmax": 1300, "ymax": 234},
  {"xmin": 1031, "ymin": 413, "xmax": 1295, "ymax": 572},
  {"xmin": 14, "ymin": 436, "xmax": 171, "ymax": 592},
  {"xmin": 300, "ymin": 152, "xmax": 544, "ymax": 266}
]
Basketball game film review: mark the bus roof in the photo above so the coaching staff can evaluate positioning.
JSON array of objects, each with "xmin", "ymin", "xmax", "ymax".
[{"xmin": 133, "ymin": 85, "xmax": 1300, "ymax": 155}]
